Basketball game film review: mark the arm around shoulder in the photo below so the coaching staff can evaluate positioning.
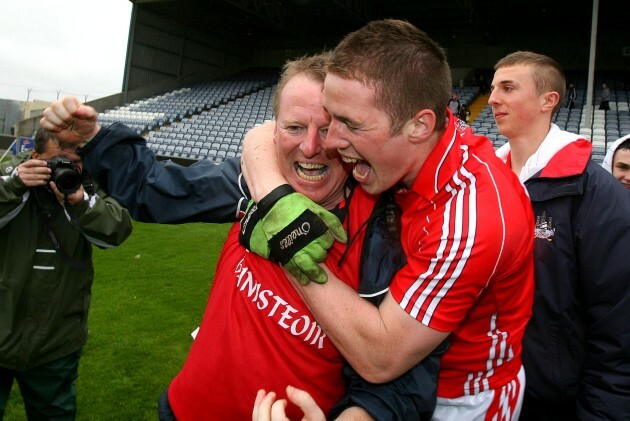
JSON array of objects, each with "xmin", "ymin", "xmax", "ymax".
[
  {"xmin": 241, "ymin": 121, "xmax": 288, "ymax": 200},
  {"xmin": 294, "ymin": 267, "xmax": 448, "ymax": 383}
]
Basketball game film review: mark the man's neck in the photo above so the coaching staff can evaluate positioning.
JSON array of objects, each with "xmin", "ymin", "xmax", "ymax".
[{"xmin": 508, "ymin": 123, "xmax": 552, "ymax": 176}]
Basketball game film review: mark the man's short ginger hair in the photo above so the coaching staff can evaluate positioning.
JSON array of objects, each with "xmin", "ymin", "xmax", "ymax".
[
  {"xmin": 272, "ymin": 52, "xmax": 331, "ymax": 117},
  {"xmin": 328, "ymin": 19, "xmax": 452, "ymax": 135}
]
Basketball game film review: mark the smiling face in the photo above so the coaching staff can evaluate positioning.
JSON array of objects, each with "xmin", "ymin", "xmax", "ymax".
[
  {"xmin": 274, "ymin": 73, "xmax": 349, "ymax": 209},
  {"xmin": 322, "ymin": 73, "xmax": 418, "ymax": 195},
  {"xmin": 612, "ymin": 148, "xmax": 630, "ymax": 190}
]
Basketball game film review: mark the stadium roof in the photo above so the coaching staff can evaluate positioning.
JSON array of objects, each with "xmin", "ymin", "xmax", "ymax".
[{"xmin": 130, "ymin": 0, "xmax": 623, "ymax": 48}]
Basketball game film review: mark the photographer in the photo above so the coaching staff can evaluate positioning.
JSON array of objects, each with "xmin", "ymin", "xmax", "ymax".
[{"xmin": 0, "ymin": 129, "xmax": 132, "ymax": 420}]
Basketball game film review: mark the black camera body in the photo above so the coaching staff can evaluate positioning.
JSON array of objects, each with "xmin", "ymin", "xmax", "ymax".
[{"xmin": 46, "ymin": 157, "xmax": 83, "ymax": 195}]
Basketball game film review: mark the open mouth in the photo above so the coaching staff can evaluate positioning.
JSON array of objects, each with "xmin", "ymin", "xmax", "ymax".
[
  {"xmin": 295, "ymin": 162, "xmax": 328, "ymax": 181},
  {"xmin": 342, "ymin": 156, "xmax": 371, "ymax": 182}
]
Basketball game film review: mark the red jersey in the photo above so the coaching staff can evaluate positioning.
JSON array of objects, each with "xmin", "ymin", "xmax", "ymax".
[
  {"xmin": 389, "ymin": 118, "xmax": 535, "ymax": 399},
  {"xmin": 168, "ymin": 187, "xmax": 378, "ymax": 420}
]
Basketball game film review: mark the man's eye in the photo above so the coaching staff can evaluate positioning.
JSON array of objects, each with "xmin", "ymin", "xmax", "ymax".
[{"xmin": 286, "ymin": 126, "xmax": 304, "ymax": 134}]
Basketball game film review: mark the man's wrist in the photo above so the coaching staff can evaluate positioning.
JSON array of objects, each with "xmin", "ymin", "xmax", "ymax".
[
  {"xmin": 64, "ymin": 191, "xmax": 90, "ymax": 212},
  {"xmin": 77, "ymin": 125, "xmax": 104, "ymax": 156},
  {"xmin": 257, "ymin": 184, "xmax": 295, "ymax": 213},
  {"xmin": 78, "ymin": 124, "xmax": 102, "ymax": 145},
  {"xmin": 85, "ymin": 124, "xmax": 102, "ymax": 142}
]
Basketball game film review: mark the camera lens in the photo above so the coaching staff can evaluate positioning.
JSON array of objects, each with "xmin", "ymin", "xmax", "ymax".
[
  {"xmin": 49, "ymin": 166, "xmax": 81, "ymax": 195},
  {"xmin": 53, "ymin": 167, "xmax": 82, "ymax": 195},
  {"xmin": 45, "ymin": 157, "xmax": 83, "ymax": 195}
]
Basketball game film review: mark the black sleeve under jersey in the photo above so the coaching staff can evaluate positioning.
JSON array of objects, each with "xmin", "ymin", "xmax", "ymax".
[
  {"xmin": 329, "ymin": 191, "xmax": 447, "ymax": 421},
  {"xmin": 78, "ymin": 123, "xmax": 249, "ymax": 224}
]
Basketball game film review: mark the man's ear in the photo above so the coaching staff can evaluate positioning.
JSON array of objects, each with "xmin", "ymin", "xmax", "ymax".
[
  {"xmin": 542, "ymin": 91, "xmax": 560, "ymax": 112},
  {"xmin": 404, "ymin": 110, "xmax": 436, "ymax": 144}
]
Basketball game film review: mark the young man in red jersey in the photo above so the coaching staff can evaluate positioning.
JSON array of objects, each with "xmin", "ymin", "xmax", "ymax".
[{"xmin": 242, "ymin": 19, "xmax": 535, "ymax": 420}]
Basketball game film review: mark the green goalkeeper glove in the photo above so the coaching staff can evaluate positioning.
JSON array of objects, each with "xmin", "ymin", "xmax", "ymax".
[{"xmin": 239, "ymin": 184, "xmax": 347, "ymax": 285}]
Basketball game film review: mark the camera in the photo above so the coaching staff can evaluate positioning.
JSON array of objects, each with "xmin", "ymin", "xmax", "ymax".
[{"xmin": 46, "ymin": 157, "xmax": 83, "ymax": 195}]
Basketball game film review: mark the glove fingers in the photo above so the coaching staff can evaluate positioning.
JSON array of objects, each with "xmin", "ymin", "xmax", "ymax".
[
  {"xmin": 301, "ymin": 241, "xmax": 328, "ymax": 263},
  {"xmin": 313, "ymin": 232, "xmax": 334, "ymax": 255},
  {"xmin": 293, "ymin": 253, "xmax": 328, "ymax": 284},
  {"xmin": 317, "ymin": 210, "xmax": 347, "ymax": 243},
  {"xmin": 284, "ymin": 261, "xmax": 311, "ymax": 286}
]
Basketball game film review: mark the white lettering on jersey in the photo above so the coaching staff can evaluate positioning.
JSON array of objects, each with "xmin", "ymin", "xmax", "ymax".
[{"xmin": 234, "ymin": 257, "xmax": 327, "ymax": 349}]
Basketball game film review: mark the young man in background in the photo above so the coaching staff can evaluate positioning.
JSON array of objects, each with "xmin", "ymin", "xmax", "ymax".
[{"xmin": 490, "ymin": 51, "xmax": 630, "ymax": 420}]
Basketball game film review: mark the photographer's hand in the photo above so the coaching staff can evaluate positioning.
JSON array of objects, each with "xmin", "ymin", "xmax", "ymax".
[
  {"xmin": 16, "ymin": 159, "xmax": 51, "ymax": 188},
  {"xmin": 50, "ymin": 182, "xmax": 85, "ymax": 206},
  {"xmin": 40, "ymin": 96, "xmax": 101, "ymax": 144}
]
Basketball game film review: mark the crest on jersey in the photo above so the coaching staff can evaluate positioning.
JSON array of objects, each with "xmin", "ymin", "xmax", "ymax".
[
  {"xmin": 534, "ymin": 212, "xmax": 555, "ymax": 241},
  {"xmin": 454, "ymin": 117, "xmax": 469, "ymax": 133}
]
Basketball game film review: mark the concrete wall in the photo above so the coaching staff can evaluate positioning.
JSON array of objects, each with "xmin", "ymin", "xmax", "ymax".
[
  {"xmin": 124, "ymin": 7, "xmax": 252, "ymax": 93},
  {"xmin": 0, "ymin": 100, "xmax": 24, "ymax": 135}
]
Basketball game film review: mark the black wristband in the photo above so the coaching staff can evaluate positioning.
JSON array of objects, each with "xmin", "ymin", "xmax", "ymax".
[
  {"xmin": 239, "ymin": 201, "xmax": 263, "ymax": 250},
  {"xmin": 268, "ymin": 209, "xmax": 328, "ymax": 265},
  {"xmin": 257, "ymin": 184, "xmax": 295, "ymax": 214},
  {"xmin": 239, "ymin": 184, "xmax": 295, "ymax": 251}
]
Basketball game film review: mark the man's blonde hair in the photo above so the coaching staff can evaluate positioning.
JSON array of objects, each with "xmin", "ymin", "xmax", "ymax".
[
  {"xmin": 272, "ymin": 52, "xmax": 331, "ymax": 117},
  {"xmin": 495, "ymin": 51, "xmax": 566, "ymax": 115}
]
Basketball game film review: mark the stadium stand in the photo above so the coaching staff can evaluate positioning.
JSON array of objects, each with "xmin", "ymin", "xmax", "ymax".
[
  {"xmin": 96, "ymin": 69, "xmax": 279, "ymax": 163},
  {"xmin": 467, "ymin": 73, "xmax": 630, "ymax": 164},
  {"xmin": 451, "ymin": 86, "xmax": 480, "ymax": 109},
  {"xmin": 92, "ymin": 65, "xmax": 628, "ymax": 167}
]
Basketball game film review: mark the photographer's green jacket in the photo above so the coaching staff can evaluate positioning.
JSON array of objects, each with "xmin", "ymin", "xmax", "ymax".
[{"xmin": 0, "ymin": 154, "xmax": 132, "ymax": 370}]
